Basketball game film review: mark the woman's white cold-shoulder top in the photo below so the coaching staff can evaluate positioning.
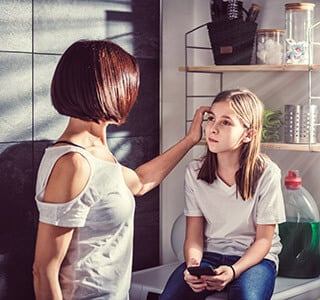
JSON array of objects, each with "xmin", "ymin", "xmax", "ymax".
[{"xmin": 35, "ymin": 145, "xmax": 135, "ymax": 300}]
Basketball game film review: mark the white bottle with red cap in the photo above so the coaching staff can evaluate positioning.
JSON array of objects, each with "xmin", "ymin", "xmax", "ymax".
[
  {"xmin": 283, "ymin": 170, "xmax": 319, "ymax": 222},
  {"xmin": 278, "ymin": 170, "xmax": 320, "ymax": 278}
]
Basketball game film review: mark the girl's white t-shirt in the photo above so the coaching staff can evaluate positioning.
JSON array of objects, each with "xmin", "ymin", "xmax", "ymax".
[
  {"xmin": 184, "ymin": 158, "xmax": 286, "ymax": 268},
  {"xmin": 35, "ymin": 145, "xmax": 135, "ymax": 300}
]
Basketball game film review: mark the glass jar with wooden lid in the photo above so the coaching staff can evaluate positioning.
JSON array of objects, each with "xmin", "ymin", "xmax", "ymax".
[
  {"xmin": 256, "ymin": 29, "xmax": 285, "ymax": 64},
  {"xmin": 285, "ymin": 2, "xmax": 315, "ymax": 64}
]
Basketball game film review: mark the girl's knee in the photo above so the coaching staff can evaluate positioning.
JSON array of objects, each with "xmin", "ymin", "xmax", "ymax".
[{"xmin": 228, "ymin": 261, "xmax": 276, "ymax": 300}]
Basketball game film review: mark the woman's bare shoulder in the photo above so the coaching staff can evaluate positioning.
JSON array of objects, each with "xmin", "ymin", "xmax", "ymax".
[{"xmin": 44, "ymin": 152, "xmax": 91, "ymax": 203}]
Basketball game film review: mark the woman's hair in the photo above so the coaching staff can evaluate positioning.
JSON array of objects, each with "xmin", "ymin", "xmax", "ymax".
[
  {"xmin": 197, "ymin": 89, "xmax": 266, "ymax": 200},
  {"xmin": 51, "ymin": 39, "xmax": 140, "ymax": 124}
]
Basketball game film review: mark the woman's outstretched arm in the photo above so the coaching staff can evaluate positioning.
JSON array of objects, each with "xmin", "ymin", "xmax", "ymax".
[{"xmin": 123, "ymin": 106, "xmax": 210, "ymax": 196}]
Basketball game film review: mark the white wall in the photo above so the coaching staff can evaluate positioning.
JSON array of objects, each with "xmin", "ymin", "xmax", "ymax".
[
  {"xmin": 161, "ymin": 0, "xmax": 320, "ymax": 263},
  {"xmin": 161, "ymin": 0, "xmax": 199, "ymax": 264}
]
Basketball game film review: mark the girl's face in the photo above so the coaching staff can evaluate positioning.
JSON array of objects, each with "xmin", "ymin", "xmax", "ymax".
[{"xmin": 205, "ymin": 100, "xmax": 249, "ymax": 154}]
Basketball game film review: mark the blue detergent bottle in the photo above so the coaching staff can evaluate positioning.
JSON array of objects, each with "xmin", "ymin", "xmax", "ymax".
[{"xmin": 278, "ymin": 170, "xmax": 320, "ymax": 278}]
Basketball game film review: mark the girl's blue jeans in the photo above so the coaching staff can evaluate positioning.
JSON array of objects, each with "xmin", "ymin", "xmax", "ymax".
[{"xmin": 160, "ymin": 252, "xmax": 277, "ymax": 300}]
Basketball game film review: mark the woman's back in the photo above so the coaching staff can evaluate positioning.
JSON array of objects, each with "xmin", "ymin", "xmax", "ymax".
[{"xmin": 35, "ymin": 145, "xmax": 135, "ymax": 300}]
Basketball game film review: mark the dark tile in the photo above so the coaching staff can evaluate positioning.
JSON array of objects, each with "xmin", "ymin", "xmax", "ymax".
[
  {"xmin": 0, "ymin": 142, "xmax": 37, "ymax": 238},
  {"xmin": 0, "ymin": 142, "xmax": 38, "ymax": 300},
  {"xmin": 108, "ymin": 135, "xmax": 159, "ymax": 169},
  {"xmin": 34, "ymin": 0, "xmax": 129, "ymax": 54},
  {"xmin": 131, "ymin": 1, "xmax": 160, "ymax": 59},
  {"xmin": 106, "ymin": 2, "xmax": 160, "ymax": 59},
  {"xmin": 133, "ymin": 188, "xmax": 160, "ymax": 271}
]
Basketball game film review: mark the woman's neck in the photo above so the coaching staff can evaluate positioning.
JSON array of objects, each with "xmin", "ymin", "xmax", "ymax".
[
  {"xmin": 57, "ymin": 118, "xmax": 117, "ymax": 163},
  {"xmin": 59, "ymin": 117, "xmax": 109, "ymax": 148}
]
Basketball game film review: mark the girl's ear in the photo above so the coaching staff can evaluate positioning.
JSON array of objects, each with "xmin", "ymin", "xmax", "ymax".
[{"xmin": 243, "ymin": 128, "xmax": 256, "ymax": 143}]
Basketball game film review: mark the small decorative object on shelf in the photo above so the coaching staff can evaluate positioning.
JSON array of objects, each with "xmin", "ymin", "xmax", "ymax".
[
  {"xmin": 208, "ymin": 1, "xmax": 259, "ymax": 65},
  {"xmin": 284, "ymin": 104, "xmax": 319, "ymax": 144},
  {"xmin": 245, "ymin": 3, "xmax": 260, "ymax": 23},
  {"xmin": 262, "ymin": 109, "xmax": 283, "ymax": 142},
  {"xmin": 285, "ymin": 2, "xmax": 315, "ymax": 64}
]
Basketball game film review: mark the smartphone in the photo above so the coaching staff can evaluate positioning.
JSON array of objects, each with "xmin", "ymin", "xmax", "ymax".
[{"xmin": 187, "ymin": 265, "xmax": 215, "ymax": 277}]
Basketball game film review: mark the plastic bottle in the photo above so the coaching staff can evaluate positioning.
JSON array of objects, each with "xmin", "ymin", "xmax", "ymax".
[{"xmin": 278, "ymin": 170, "xmax": 320, "ymax": 278}]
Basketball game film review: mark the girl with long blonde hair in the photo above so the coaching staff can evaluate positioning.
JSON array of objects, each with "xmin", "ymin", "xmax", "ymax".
[{"xmin": 161, "ymin": 89, "xmax": 286, "ymax": 300}]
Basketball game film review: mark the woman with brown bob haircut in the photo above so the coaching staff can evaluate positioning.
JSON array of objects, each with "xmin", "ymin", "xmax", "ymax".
[
  {"xmin": 33, "ymin": 39, "xmax": 209, "ymax": 300},
  {"xmin": 51, "ymin": 39, "xmax": 139, "ymax": 124}
]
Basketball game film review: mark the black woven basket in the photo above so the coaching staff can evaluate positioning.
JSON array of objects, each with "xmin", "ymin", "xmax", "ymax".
[{"xmin": 207, "ymin": 20, "xmax": 257, "ymax": 65}]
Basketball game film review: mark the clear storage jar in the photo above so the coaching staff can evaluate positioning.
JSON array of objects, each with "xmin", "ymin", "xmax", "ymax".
[
  {"xmin": 285, "ymin": 2, "xmax": 315, "ymax": 64},
  {"xmin": 256, "ymin": 29, "xmax": 285, "ymax": 64}
]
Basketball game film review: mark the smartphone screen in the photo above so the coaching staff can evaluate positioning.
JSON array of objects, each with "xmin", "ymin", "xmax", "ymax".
[{"xmin": 187, "ymin": 265, "xmax": 215, "ymax": 277}]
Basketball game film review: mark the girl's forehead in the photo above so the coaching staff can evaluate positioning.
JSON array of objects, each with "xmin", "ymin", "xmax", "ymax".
[
  {"xmin": 209, "ymin": 100, "xmax": 244, "ymax": 124},
  {"xmin": 210, "ymin": 100, "xmax": 234, "ymax": 114}
]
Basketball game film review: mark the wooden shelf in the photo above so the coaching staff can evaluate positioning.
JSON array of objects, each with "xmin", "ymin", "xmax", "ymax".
[
  {"xmin": 262, "ymin": 142, "xmax": 320, "ymax": 152},
  {"xmin": 179, "ymin": 64, "xmax": 320, "ymax": 73},
  {"xmin": 197, "ymin": 140, "xmax": 320, "ymax": 152}
]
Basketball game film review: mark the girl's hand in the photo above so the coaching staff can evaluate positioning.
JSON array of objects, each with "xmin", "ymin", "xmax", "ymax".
[
  {"xmin": 186, "ymin": 106, "xmax": 211, "ymax": 144},
  {"xmin": 200, "ymin": 265, "xmax": 234, "ymax": 292},
  {"xmin": 184, "ymin": 267, "xmax": 207, "ymax": 293}
]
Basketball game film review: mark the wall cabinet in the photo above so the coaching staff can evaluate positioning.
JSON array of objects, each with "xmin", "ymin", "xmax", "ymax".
[{"xmin": 180, "ymin": 23, "xmax": 320, "ymax": 152}]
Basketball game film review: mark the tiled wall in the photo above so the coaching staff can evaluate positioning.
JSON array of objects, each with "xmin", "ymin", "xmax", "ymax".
[{"xmin": 0, "ymin": 1, "xmax": 159, "ymax": 298}]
